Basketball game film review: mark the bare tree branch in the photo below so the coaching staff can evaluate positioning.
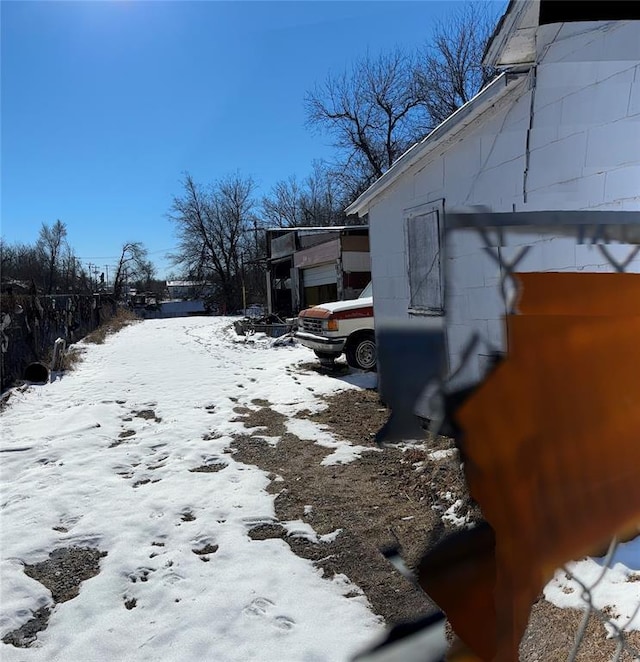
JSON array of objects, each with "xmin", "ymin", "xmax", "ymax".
[
  {"xmin": 112, "ymin": 242, "xmax": 152, "ymax": 300},
  {"xmin": 37, "ymin": 220, "xmax": 67, "ymax": 294},
  {"xmin": 414, "ymin": 2, "xmax": 499, "ymax": 126},
  {"xmin": 304, "ymin": 2, "xmax": 500, "ymax": 194},
  {"xmin": 168, "ymin": 172, "xmax": 260, "ymax": 311},
  {"xmin": 305, "ymin": 48, "xmax": 427, "ymax": 186}
]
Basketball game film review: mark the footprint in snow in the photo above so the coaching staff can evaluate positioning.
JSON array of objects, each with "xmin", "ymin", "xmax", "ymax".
[
  {"xmin": 243, "ymin": 597, "xmax": 296, "ymax": 631},
  {"xmin": 244, "ymin": 597, "xmax": 274, "ymax": 616},
  {"xmin": 129, "ymin": 568, "xmax": 154, "ymax": 584},
  {"xmin": 274, "ymin": 616, "xmax": 295, "ymax": 631}
]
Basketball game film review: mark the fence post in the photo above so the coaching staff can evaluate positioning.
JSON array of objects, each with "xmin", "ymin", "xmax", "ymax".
[{"xmin": 50, "ymin": 337, "xmax": 66, "ymax": 381}]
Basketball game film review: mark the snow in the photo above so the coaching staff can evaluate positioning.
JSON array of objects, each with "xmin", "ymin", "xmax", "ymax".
[
  {"xmin": 285, "ymin": 418, "xmax": 381, "ymax": 467},
  {"xmin": 281, "ymin": 521, "xmax": 342, "ymax": 545},
  {"xmin": 545, "ymin": 537, "xmax": 640, "ymax": 633},
  {"xmin": 441, "ymin": 499, "xmax": 469, "ymax": 529},
  {"xmin": 0, "ymin": 318, "xmax": 384, "ymax": 661},
  {"xmin": 427, "ymin": 449, "xmax": 457, "ymax": 461}
]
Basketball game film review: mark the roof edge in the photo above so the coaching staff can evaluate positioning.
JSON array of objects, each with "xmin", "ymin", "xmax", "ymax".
[
  {"xmin": 265, "ymin": 225, "xmax": 368, "ymax": 233},
  {"xmin": 484, "ymin": 1, "xmax": 535, "ymax": 68},
  {"xmin": 345, "ymin": 71, "xmax": 529, "ymax": 218}
]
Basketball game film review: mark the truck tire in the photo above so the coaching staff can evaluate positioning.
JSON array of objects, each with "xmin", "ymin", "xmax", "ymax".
[{"xmin": 346, "ymin": 333, "xmax": 376, "ymax": 371}]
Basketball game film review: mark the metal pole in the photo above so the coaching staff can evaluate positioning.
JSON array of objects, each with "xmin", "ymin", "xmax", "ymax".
[{"xmin": 241, "ymin": 253, "xmax": 247, "ymax": 315}]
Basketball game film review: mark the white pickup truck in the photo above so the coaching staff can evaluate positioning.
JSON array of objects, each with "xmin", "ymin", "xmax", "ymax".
[{"xmin": 295, "ymin": 282, "xmax": 376, "ymax": 371}]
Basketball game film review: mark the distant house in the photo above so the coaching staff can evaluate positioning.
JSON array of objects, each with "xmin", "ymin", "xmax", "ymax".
[
  {"xmin": 165, "ymin": 281, "xmax": 214, "ymax": 300},
  {"xmin": 346, "ymin": 0, "xmax": 640, "ymax": 385},
  {"xmin": 266, "ymin": 226, "xmax": 370, "ymax": 316}
]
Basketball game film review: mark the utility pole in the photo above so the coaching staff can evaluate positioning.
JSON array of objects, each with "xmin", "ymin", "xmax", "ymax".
[
  {"xmin": 104, "ymin": 264, "xmax": 109, "ymax": 290},
  {"xmin": 87, "ymin": 263, "xmax": 94, "ymax": 291},
  {"xmin": 241, "ymin": 253, "xmax": 247, "ymax": 315}
]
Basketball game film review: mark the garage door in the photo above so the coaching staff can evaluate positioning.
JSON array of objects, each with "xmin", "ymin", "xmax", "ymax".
[{"xmin": 302, "ymin": 263, "xmax": 336, "ymax": 288}]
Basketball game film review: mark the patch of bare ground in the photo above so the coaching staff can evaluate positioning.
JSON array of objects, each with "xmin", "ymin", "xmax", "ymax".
[
  {"xmin": 2, "ymin": 547, "xmax": 106, "ymax": 648},
  {"xmin": 301, "ymin": 387, "xmax": 389, "ymax": 445},
  {"xmin": 0, "ymin": 384, "xmax": 29, "ymax": 413},
  {"xmin": 133, "ymin": 408, "xmax": 162, "ymax": 423},
  {"xmin": 189, "ymin": 462, "xmax": 227, "ymax": 473},
  {"xmin": 230, "ymin": 393, "xmax": 471, "ymax": 626},
  {"xmin": 231, "ymin": 403, "xmax": 287, "ymax": 436},
  {"xmin": 521, "ymin": 599, "xmax": 640, "ymax": 661}
]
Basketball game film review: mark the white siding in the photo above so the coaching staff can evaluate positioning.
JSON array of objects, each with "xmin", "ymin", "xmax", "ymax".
[{"xmin": 367, "ymin": 19, "xmax": 640, "ymax": 382}]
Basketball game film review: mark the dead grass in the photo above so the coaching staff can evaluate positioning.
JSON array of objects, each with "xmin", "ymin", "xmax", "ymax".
[
  {"xmin": 60, "ymin": 346, "xmax": 85, "ymax": 371},
  {"xmin": 83, "ymin": 307, "xmax": 139, "ymax": 345}
]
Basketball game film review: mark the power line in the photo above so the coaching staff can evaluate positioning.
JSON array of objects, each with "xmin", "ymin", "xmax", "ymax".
[{"xmin": 77, "ymin": 248, "xmax": 174, "ymax": 259}]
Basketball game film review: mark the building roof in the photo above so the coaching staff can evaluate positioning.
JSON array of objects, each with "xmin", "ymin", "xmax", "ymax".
[
  {"xmin": 483, "ymin": 0, "xmax": 640, "ymax": 68},
  {"xmin": 345, "ymin": 71, "xmax": 528, "ymax": 218},
  {"xmin": 265, "ymin": 225, "xmax": 368, "ymax": 233},
  {"xmin": 166, "ymin": 281, "xmax": 207, "ymax": 287},
  {"xmin": 483, "ymin": 0, "xmax": 539, "ymax": 69}
]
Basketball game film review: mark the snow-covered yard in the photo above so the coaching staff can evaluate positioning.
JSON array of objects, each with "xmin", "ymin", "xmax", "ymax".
[
  {"xmin": 0, "ymin": 318, "xmax": 383, "ymax": 662},
  {"xmin": 2, "ymin": 316, "xmax": 640, "ymax": 662}
]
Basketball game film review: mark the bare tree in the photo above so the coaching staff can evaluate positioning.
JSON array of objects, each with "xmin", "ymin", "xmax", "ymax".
[
  {"xmin": 414, "ymin": 2, "xmax": 499, "ymax": 126},
  {"xmin": 261, "ymin": 162, "xmax": 349, "ymax": 229},
  {"xmin": 169, "ymin": 173, "xmax": 259, "ymax": 311},
  {"xmin": 2, "ymin": 229, "xmax": 89, "ymax": 295},
  {"xmin": 300, "ymin": 161, "xmax": 348, "ymax": 226},
  {"xmin": 112, "ymin": 242, "xmax": 153, "ymax": 300},
  {"xmin": 37, "ymin": 220, "xmax": 67, "ymax": 294},
  {"xmin": 2, "ymin": 241, "xmax": 47, "ymax": 292},
  {"xmin": 58, "ymin": 245, "xmax": 85, "ymax": 293},
  {"xmin": 261, "ymin": 176, "xmax": 304, "ymax": 228},
  {"xmin": 306, "ymin": 49, "xmax": 426, "ymax": 189},
  {"xmin": 305, "ymin": 3, "xmax": 500, "ymax": 194}
]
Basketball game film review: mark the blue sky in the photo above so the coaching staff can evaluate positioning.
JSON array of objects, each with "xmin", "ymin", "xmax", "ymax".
[{"xmin": 2, "ymin": 1, "xmax": 501, "ymax": 278}]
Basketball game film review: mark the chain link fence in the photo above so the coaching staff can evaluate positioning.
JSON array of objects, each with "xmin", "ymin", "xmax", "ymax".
[{"xmin": 442, "ymin": 211, "xmax": 640, "ymax": 661}]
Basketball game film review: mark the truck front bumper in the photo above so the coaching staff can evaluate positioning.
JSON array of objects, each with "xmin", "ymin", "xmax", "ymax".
[{"xmin": 294, "ymin": 331, "xmax": 346, "ymax": 355}]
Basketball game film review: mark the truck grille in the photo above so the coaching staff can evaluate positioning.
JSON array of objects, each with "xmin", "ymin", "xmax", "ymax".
[{"xmin": 300, "ymin": 318, "xmax": 323, "ymax": 334}]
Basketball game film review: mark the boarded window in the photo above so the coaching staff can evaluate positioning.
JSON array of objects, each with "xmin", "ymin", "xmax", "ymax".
[{"xmin": 407, "ymin": 211, "xmax": 443, "ymax": 313}]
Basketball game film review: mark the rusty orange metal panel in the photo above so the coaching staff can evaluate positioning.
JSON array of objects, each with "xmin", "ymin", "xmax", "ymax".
[
  {"xmin": 449, "ymin": 272, "xmax": 640, "ymax": 661},
  {"xmin": 514, "ymin": 272, "xmax": 640, "ymax": 316}
]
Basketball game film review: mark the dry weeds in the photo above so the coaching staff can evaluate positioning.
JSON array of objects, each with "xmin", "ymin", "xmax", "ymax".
[{"xmin": 83, "ymin": 307, "xmax": 139, "ymax": 345}]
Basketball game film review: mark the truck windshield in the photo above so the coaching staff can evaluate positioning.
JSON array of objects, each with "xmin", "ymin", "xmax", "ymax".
[{"xmin": 359, "ymin": 281, "xmax": 373, "ymax": 298}]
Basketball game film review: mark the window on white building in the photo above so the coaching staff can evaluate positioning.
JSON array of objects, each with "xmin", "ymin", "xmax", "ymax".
[{"xmin": 406, "ymin": 210, "xmax": 443, "ymax": 314}]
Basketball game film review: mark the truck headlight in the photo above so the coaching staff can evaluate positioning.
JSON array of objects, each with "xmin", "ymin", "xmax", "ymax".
[{"xmin": 324, "ymin": 319, "xmax": 339, "ymax": 331}]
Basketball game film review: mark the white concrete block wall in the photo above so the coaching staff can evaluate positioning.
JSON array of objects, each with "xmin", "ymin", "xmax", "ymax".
[
  {"xmin": 526, "ymin": 132, "xmax": 588, "ymax": 191},
  {"xmin": 559, "ymin": 70, "xmax": 632, "ymax": 128},
  {"xmin": 605, "ymin": 165, "xmax": 640, "ymax": 201},
  {"xmin": 413, "ymin": 160, "xmax": 444, "ymax": 200},
  {"xmin": 528, "ymin": 21, "xmax": 640, "ymax": 207},
  {"xmin": 368, "ymin": 177, "xmax": 413, "ymax": 320},
  {"xmin": 367, "ymin": 19, "xmax": 640, "ymax": 381},
  {"xmin": 629, "ymin": 67, "xmax": 640, "ymax": 116},
  {"xmin": 585, "ymin": 119, "xmax": 640, "ymax": 172}
]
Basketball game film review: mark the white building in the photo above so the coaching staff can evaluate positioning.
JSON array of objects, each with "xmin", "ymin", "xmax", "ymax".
[{"xmin": 346, "ymin": 0, "xmax": 640, "ymax": 385}]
